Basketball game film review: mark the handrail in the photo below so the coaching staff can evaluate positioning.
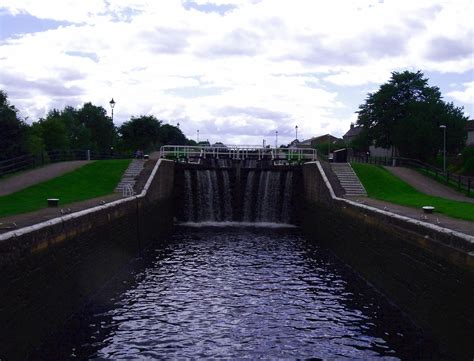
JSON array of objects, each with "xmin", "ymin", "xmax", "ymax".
[
  {"xmin": 349, "ymin": 155, "xmax": 473, "ymax": 196},
  {"xmin": 160, "ymin": 145, "xmax": 318, "ymax": 162}
]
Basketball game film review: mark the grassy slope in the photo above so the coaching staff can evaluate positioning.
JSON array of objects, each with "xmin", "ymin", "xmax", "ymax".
[
  {"xmin": 351, "ymin": 163, "xmax": 474, "ymax": 222},
  {"xmin": 0, "ymin": 159, "xmax": 131, "ymax": 217}
]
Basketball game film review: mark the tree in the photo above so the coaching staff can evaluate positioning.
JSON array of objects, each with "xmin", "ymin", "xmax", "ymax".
[
  {"xmin": 356, "ymin": 71, "xmax": 468, "ymax": 161},
  {"xmin": 37, "ymin": 115, "xmax": 69, "ymax": 151},
  {"xmin": 119, "ymin": 115, "xmax": 162, "ymax": 151},
  {"xmin": 0, "ymin": 90, "xmax": 28, "ymax": 159},
  {"xmin": 158, "ymin": 124, "xmax": 187, "ymax": 146},
  {"xmin": 77, "ymin": 103, "xmax": 116, "ymax": 152}
]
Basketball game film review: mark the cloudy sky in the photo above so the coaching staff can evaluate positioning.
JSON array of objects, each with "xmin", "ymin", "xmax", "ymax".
[{"xmin": 0, "ymin": 0, "xmax": 473, "ymax": 145}]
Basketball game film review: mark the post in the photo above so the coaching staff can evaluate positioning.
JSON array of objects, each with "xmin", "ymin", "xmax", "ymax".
[
  {"xmin": 275, "ymin": 130, "xmax": 278, "ymax": 149},
  {"xmin": 440, "ymin": 125, "xmax": 446, "ymax": 173}
]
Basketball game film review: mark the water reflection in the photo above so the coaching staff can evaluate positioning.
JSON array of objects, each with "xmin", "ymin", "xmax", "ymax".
[{"xmin": 36, "ymin": 227, "xmax": 439, "ymax": 359}]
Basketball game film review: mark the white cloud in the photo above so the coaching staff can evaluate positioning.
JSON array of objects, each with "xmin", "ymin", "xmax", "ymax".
[
  {"xmin": 0, "ymin": 0, "xmax": 473, "ymax": 144},
  {"xmin": 446, "ymin": 81, "xmax": 474, "ymax": 105}
]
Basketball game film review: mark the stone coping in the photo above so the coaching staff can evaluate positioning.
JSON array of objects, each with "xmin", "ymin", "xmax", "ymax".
[{"xmin": 312, "ymin": 161, "xmax": 474, "ymax": 249}]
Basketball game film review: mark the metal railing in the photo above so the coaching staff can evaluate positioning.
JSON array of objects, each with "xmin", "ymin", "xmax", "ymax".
[
  {"xmin": 160, "ymin": 145, "xmax": 318, "ymax": 163},
  {"xmin": 349, "ymin": 155, "xmax": 473, "ymax": 196}
]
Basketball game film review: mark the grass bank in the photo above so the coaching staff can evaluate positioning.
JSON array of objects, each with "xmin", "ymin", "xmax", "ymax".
[
  {"xmin": 351, "ymin": 163, "xmax": 474, "ymax": 222},
  {"xmin": 0, "ymin": 159, "xmax": 131, "ymax": 218}
]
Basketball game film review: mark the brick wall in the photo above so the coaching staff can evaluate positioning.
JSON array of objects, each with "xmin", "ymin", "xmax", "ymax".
[
  {"xmin": 302, "ymin": 161, "xmax": 474, "ymax": 359},
  {"xmin": 0, "ymin": 159, "xmax": 175, "ymax": 360}
]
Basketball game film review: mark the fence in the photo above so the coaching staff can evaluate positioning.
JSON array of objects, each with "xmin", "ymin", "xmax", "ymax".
[
  {"xmin": 349, "ymin": 155, "xmax": 473, "ymax": 196},
  {"xmin": 0, "ymin": 149, "xmax": 133, "ymax": 177},
  {"xmin": 160, "ymin": 145, "xmax": 318, "ymax": 163}
]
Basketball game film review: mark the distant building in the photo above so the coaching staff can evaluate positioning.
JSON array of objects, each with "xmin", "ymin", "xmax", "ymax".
[
  {"xmin": 288, "ymin": 139, "xmax": 300, "ymax": 148},
  {"xmin": 343, "ymin": 123, "xmax": 397, "ymax": 157},
  {"xmin": 343, "ymin": 123, "xmax": 362, "ymax": 145},
  {"xmin": 467, "ymin": 120, "xmax": 474, "ymax": 146},
  {"xmin": 297, "ymin": 134, "xmax": 341, "ymax": 148}
]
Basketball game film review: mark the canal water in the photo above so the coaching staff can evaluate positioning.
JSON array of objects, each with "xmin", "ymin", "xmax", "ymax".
[{"xmin": 36, "ymin": 226, "xmax": 441, "ymax": 359}]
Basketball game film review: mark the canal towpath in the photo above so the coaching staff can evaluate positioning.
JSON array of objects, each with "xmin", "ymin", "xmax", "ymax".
[{"xmin": 0, "ymin": 156, "xmax": 158, "ymax": 233}]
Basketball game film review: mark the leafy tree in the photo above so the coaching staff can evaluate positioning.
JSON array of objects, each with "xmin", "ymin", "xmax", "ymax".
[
  {"xmin": 37, "ymin": 116, "xmax": 69, "ymax": 151},
  {"xmin": 25, "ymin": 122, "xmax": 45, "ymax": 156},
  {"xmin": 158, "ymin": 124, "xmax": 187, "ymax": 146},
  {"xmin": 77, "ymin": 103, "xmax": 116, "ymax": 152},
  {"xmin": 356, "ymin": 71, "xmax": 468, "ymax": 160},
  {"xmin": 0, "ymin": 90, "xmax": 28, "ymax": 159},
  {"xmin": 119, "ymin": 115, "xmax": 162, "ymax": 151}
]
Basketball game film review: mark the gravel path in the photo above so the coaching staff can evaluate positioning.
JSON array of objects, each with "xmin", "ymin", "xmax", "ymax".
[
  {"xmin": 0, "ymin": 161, "xmax": 91, "ymax": 196},
  {"xmin": 385, "ymin": 166, "xmax": 474, "ymax": 204}
]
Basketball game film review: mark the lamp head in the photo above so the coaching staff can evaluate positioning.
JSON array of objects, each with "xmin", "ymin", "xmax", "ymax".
[{"xmin": 109, "ymin": 98, "xmax": 116, "ymax": 109}]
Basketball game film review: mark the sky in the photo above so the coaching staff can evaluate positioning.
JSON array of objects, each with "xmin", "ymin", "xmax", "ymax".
[{"xmin": 0, "ymin": 0, "xmax": 473, "ymax": 146}]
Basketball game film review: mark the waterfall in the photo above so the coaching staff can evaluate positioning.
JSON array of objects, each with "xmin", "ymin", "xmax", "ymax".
[
  {"xmin": 242, "ymin": 171, "xmax": 255, "ymax": 222},
  {"xmin": 181, "ymin": 168, "xmax": 297, "ymax": 224},
  {"xmin": 256, "ymin": 171, "xmax": 282, "ymax": 222},
  {"xmin": 183, "ymin": 170, "xmax": 194, "ymax": 221},
  {"xmin": 281, "ymin": 171, "xmax": 293, "ymax": 223},
  {"xmin": 222, "ymin": 170, "xmax": 233, "ymax": 221}
]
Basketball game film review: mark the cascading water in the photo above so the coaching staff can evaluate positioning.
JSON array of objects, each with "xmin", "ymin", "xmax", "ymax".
[{"xmin": 182, "ymin": 168, "xmax": 297, "ymax": 224}]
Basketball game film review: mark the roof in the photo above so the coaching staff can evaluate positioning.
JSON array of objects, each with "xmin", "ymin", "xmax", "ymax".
[
  {"xmin": 298, "ymin": 134, "xmax": 340, "ymax": 146},
  {"xmin": 343, "ymin": 125, "xmax": 363, "ymax": 138}
]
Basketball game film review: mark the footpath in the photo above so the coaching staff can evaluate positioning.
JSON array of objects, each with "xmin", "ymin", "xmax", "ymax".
[
  {"xmin": 346, "ymin": 166, "xmax": 474, "ymax": 236},
  {"xmin": 0, "ymin": 155, "xmax": 158, "ymax": 234}
]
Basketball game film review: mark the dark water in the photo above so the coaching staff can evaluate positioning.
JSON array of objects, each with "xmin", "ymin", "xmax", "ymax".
[{"xmin": 37, "ymin": 226, "xmax": 440, "ymax": 359}]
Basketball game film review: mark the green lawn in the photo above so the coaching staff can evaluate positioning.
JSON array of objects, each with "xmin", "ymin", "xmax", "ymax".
[
  {"xmin": 0, "ymin": 159, "xmax": 131, "ymax": 218},
  {"xmin": 351, "ymin": 163, "xmax": 474, "ymax": 222}
]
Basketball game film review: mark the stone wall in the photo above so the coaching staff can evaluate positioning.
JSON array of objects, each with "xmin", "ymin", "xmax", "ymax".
[
  {"xmin": 0, "ymin": 159, "xmax": 175, "ymax": 361},
  {"xmin": 302, "ymin": 161, "xmax": 474, "ymax": 359}
]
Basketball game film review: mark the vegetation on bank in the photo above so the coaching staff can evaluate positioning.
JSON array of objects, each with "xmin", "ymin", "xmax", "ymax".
[
  {"xmin": 0, "ymin": 159, "xmax": 130, "ymax": 218},
  {"xmin": 0, "ymin": 89, "xmax": 195, "ymax": 162},
  {"xmin": 349, "ymin": 71, "xmax": 469, "ymax": 169},
  {"xmin": 351, "ymin": 163, "xmax": 474, "ymax": 221}
]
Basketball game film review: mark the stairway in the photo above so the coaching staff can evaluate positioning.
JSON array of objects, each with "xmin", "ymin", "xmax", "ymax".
[
  {"xmin": 331, "ymin": 163, "xmax": 367, "ymax": 197},
  {"xmin": 115, "ymin": 159, "xmax": 146, "ymax": 195}
]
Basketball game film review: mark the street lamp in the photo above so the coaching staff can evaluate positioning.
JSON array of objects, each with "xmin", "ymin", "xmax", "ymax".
[
  {"xmin": 177, "ymin": 122, "xmax": 180, "ymax": 129},
  {"xmin": 197, "ymin": 129, "xmax": 200, "ymax": 143},
  {"xmin": 440, "ymin": 125, "xmax": 446, "ymax": 172},
  {"xmin": 275, "ymin": 130, "xmax": 278, "ymax": 148},
  {"xmin": 109, "ymin": 98, "xmax": 116, "ymax": 122},
  {"xmin": 295, "ymin": 125, "xmax": 298, "ymax": 140}
]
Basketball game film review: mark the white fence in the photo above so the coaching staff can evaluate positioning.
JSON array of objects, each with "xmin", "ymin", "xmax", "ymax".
[{"xmin": 160, "ymin": 145, "xmax": 317, "ymax": 162}]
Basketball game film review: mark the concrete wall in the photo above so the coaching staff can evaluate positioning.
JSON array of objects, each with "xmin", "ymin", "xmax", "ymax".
[
  {"xmin": 0, "ymin": 159, "xmax": 175, "ymax": 361},
  {"xmin": 302, "ymin": 161, "xmax": 474, "ymax": 359}
]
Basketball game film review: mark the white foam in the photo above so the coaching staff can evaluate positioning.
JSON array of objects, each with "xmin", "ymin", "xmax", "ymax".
[{"xmin": 177, "ymin": 221, "xmax": 298, "ymax": 229}]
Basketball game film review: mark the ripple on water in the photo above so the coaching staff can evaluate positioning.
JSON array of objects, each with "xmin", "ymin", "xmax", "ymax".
[{"xmin": 37, "ymin": 227, "xmax": 440, "ymax": 359}]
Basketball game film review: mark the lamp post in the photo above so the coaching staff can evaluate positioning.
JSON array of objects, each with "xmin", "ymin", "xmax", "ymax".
[
  {"xmin": 295, "ymin": 125, "xmax": 298, "ymax": 140},
  {"xmin": 275, "ymin": 130, "xmax": 278, "ymax": 149},
  {"xmin": 440, "ymin": 125, "xmax": 446, "ymax": 172},
  {"xmin": 177, "ymin": 122, "xmax": 180, "ymax": 129},
  {"xmin": 109, "ymin": 98, "xmax": 116, "ymax": 122},
  {"xmin": 197, "ymin": 129, "xmax": 200, "ymax": 143}
]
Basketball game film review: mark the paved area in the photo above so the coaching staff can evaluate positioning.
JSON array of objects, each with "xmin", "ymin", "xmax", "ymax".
[
  {"xmin": 0, "ymin": 161, "xmax": 91, "ymax": 196},
  {"xmin": 385, "ymin": 166, "xmax": 474, "ymax": 203}
]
